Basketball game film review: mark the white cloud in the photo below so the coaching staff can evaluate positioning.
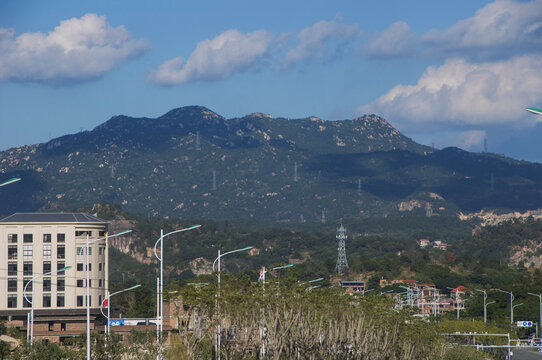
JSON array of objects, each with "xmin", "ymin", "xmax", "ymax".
[
  {"xmin": 454, "ymin": 130, "xmax": 486, "ymax": 150},
  {"xmin": 422, "ymin": 0, "xmax": 542, "ymax": 60},
  {"xmin": 363, "ymin": 21, "xmax": 418, "ymax": 58},
  {"xmin": 147, "ymin": 29, "xmax": 274, "ymax": 85},
  {"xmin": 359, "ymin": 56, "xmax": 542, "ymax": 129},
  {"xmin": 285, "ymin": 20, "xmax": 359, "ymax": 64},
  {"xmin": 0, "ymin": 14, "xmax": 151, "ymax": 84}
]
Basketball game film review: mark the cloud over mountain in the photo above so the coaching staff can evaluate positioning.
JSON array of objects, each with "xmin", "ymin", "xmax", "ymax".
[
  {"xmin": 363, "ymin": 21, "xmax": 418, "ymax": 58},
  {"xmin": 0, "ymin": 14, "xmax": 150, "ymax": 85},
  {"xmin": 360, "ymin": 56, "xmax": 542, "ymax": 129},
  {"xmin": 364, "ymin": 0, "xmax": 542, "ymax": 61},
  {"xmin": 147, "ymin": 29, "xmax": 274, "ymax": 85},
  {"xmin": 285, "ymin": 20, "xmax": 360, "ymax": 64}
]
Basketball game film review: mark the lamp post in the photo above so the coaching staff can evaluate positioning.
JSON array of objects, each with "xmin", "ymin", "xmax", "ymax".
[
  {"xmin": 152, "ymin": 225, "xmax": 201, "ymax": 358},
  {"xmin": 528, "ymin": 293, "xmax": 542, "ymax": 338},
  {"xmin": 23, "ymin": 266, "xmax": 71, "ymax": 345},
  {"xmin": 212, "ymin": 246, "xmax": 253, "ymax": 360},
  {"xmin": 475, "ymin": 289, "xmax": 488, "ymax": 323},
  {"xmin": 100, "ymin": 284, "xmax": 141, "ymax": 336},
  {"xmin": 258, "ymin": 264, "xmax": 293, "ymax": 357},
  {"xmin": 0, "ymin": 177, "xmax": 21, "ymax": 187},
  {"xmin": 100, "ymin": 284, "xmax": 141, "ymax": 357},
  {"xmin": 86, "ymin": 230, "xmax": 132, "ymax": 360},
  {"xmin": 498, "ymin": 289, "xmax": 514, "ymax": 325},
  {"xmin": 512, "ymin": 303, "xmax": 524, "ymax": 324}
]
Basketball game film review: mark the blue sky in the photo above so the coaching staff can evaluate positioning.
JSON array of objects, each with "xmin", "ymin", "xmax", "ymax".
[{"xmin": 1, "ymin": 0, "xmax": 542, "ymax": 161}]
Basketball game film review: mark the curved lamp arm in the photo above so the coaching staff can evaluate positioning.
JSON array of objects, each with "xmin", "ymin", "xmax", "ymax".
[
  {"xmin": 212, "ymin": 246, "xmax": 253, "ymax": 271},
  {"xmin": 153, "ymin": 225, "xmax": 201, "ymax": 261}
]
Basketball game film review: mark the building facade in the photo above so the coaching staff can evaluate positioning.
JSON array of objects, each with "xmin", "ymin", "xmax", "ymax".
[{"xmin": 0, "ymin": 213, "xmax": 109, "ymax": 341}]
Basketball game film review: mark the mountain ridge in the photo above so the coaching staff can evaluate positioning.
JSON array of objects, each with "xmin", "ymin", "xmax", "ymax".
[{"xmin": 1, "ymin": 105, "xmax": 541, "ymax": 222}]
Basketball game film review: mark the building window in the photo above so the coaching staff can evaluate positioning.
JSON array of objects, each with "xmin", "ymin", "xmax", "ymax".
[
  {"xmin": 57, "ymin": 245, "xmax": 65, "ymax": 259},
  {"xmin": 43, "ymin": 234, "xmax": 52, "ymax": 243},
  {"xmin": 57, "ymin": 262, "xmax": 65, "ymax": 274},
  {"xmin": 99, "ymin": 231, "xmax": 106, "ymax": 237},
  {"xmin": 23, "ymin": 296, "xmax": 32, "ymax": 308},
  {"xmin": 7, "ymin": 295, "xmax": 17, "ymax": 308},
  {"xmin": 88, "ymin": 280, "xmax": 91, "ymax": 288},
  {"xmin": 23, "ymin": 234, "xmax": 33, "ymax": 243},
  {"xmin": 57, "ymin": 278, "xmax": 65, "ymax": 292},
  {"xmin": 75, "ymin": 230, "xmax": 91, "ymax": 237},
  {"xmin": 87, "ymin": 296, "xmax": 91, "ymax": 307},
  {"xmin": 23, "ymin": 278, "xmax": 32, "ymax": 292},
  {"xmin": 77, "ymin": 247, "xmax": 85, "ymax": 256},
  {"xmin": 8, "ymin": 262, "xmax": 17, "ymax": 276},
  {"xmin": 77, "ymin": 296, "xmax": 84, "ymax": 307},
  {"xmin": 77, "ymin": 263, "xmax": 84, "ymax": 271},
  {"xmin": 43, "ymin": 278, "xmax": 51, "ymax": 292},
  {"xmin": 23, "ymin": 245, "xmax": 32, "ymax": 259},
  {"xmin": 43, "ymin": 294, "xmax": 51, "ymax": 308},
  {"xmin": 43, "ymin": 261, "xmax": 51, "ymax": 274},
  {"xmin": 77, "ymin": 280, "xmax": 84, "ymax": 288},
  {"xmin": 99, "ymin": 279, "xmax": 103, "ymax": 287},
  {"xmin": 23, "ymin": 262, "xmax": 33, "ymax": 276},
  {"xmin": 99, "ymin": 263, "xmax": 102, "ymax": 271},
  {"xmin": 88, "ymin": 247, "xmax": 92, "ymax": 256},
  {"xmin": 8, "ymin": 279, "xmax": 17, "ymax": 292},
  {"xmin": 43, "ymin": 244, "xmax": 52, "ymax": 259},
  {"xmin": 48, "ymin": 321, "xmax": 54, "ymax": 331},
  {"xmin": 57, "ymin": 233, "xmax": 65, "ymax": 243},
  {"xmin": 61, "ymin": 322, "xmax": 66, "ymax": 331},
  {"xmin": 88, "ymin": 263, "xmax": 91, "ymax": 271},
  {"xmin": 8, "ymin": 234, "xmax": 17, "ymax": 243},
  {"xmin": 99, "ymin": 247, "xmax": 104, "ymax": 255},
  {"xmin": 57, "ymin": 295, "xmax": 65, "ymax": 307},
  {"xmin": 8, "ymin": 245, "xmax": 17, "ymax": 260}
]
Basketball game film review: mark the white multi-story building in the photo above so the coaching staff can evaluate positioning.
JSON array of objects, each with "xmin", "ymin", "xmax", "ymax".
[{"xmin": 0, "ymin": 213, "xmax": 109, "ymax": 341}]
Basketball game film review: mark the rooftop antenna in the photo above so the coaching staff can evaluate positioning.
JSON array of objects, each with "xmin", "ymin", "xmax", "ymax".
[
  {"xmin": 212, "ymin": 170, "xmax": 217, "ymax": 191},
  {"xmin": 294, "ymin": 162, "xmax": 299, "ymax": 182}
]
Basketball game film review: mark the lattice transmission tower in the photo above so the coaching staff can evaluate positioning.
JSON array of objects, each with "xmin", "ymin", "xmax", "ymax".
[{"xmin": 335, "ymin": 224, "xmax": 349, "ymax": 274}]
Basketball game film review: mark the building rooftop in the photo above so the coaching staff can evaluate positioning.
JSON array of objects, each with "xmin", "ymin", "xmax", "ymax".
[{"xmin": 0, "ymin": 212, "xmax": 108, "ymax": 224}]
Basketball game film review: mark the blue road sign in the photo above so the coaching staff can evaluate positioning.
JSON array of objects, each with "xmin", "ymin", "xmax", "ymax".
[{"xmin": 109, "ymin": 319, "xmax": 124, "ymax": 326}]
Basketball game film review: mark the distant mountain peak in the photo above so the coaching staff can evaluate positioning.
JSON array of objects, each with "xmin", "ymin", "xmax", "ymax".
[
  {"xmin": 159, "ymin": 105, "xmax": 224, "ymax": 121},
  {"xmin": 245, "ymin": 112, "xmax": 273, "ymax": 119}
]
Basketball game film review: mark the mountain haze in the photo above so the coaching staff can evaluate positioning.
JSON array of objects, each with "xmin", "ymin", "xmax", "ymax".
[{"xmin": 1, "ymin": 106, "xmax": 541, "ymax": 222}]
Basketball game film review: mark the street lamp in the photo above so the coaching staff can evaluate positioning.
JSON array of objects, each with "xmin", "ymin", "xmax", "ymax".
[
  {"xmin": 258, "ymin": 264, "xmax": 293, "ymax": 358},
  {"xmin": 100, "ymin": 284, "xmax": 141, "ymax": 336},
  {"xmin": 498, "ymin": 289, "xmax": 514, "ymax": 325},
  {"xmin": 86, "ymin": 230, "xmax": 132, "ymax": 360},
  {"xmin": 526, "ymin": 107, "xmax": 542, "ymax": 115},
  {"xmin": 23, "ymin": 266, "xmax": 71, "ymax": 345},
  {"xmin": 152, "ymin": 224, "xmax": 201, "ymax": 356},
  {"xmin": 475, "ymin": 289, "xmax": 489, "ymax": 323},
  {"xmin": 0, "ymin": 177, "xmax": 21, "ymax": 187},
  {"xmin": 528, "ymin": 293, "xmax": 542, "ymax": 337},
  {"xmin": 512, "ymin": 303, "xmax": 524, "ymax": 324},
  {"xmin": 213, "ymin": 245, "xmax": 253, "ymax": 360}
]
